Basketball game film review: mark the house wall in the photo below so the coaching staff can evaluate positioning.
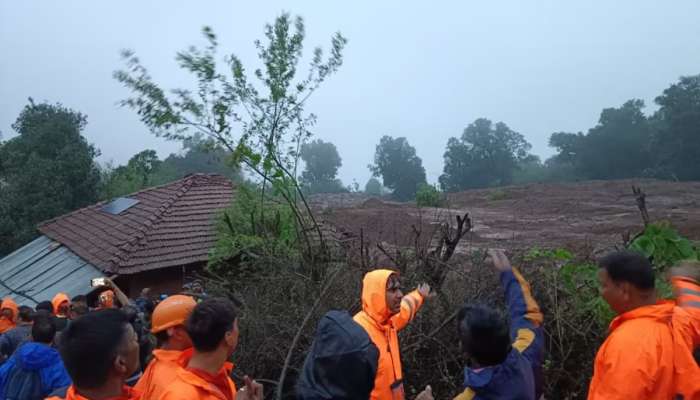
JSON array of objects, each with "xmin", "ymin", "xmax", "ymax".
[{"xmin": 115, "ymin": 263, "xmax": 205, "ymax": 298}]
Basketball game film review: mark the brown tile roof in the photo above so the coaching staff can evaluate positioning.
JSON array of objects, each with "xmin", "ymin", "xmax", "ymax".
[{"xmin": 37, "ymin": 174, "xmax": 234, "ymax": 274}]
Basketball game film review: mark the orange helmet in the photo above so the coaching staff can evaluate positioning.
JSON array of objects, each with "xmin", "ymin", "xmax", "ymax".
[{"xmin": 151, "ymin": 295, "xmax": 196, "ymax": 333}]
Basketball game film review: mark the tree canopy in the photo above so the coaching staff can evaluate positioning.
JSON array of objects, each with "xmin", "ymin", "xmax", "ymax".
[
  {"xmin": 0, "ymin": 100, "xmax": 101, "ymax": 256},
  {"xmin": 439, "ymin": 118, "xmax": 532, "ymax": 191},
  {"xmin": 299, "ymin": 139, "xmax": 345, "ymax": 193},
  {"xmin": 369, "ymin": 135, "xmax": 426, "ymax": 201}
]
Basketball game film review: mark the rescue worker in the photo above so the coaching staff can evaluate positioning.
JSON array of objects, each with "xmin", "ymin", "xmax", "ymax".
[
  {"xmin": 48, "ymin": 309, "xmax": 141, "ymax": 400},
  {"xmin": 134, "ymin": 295, "xmax": 196, "ymax": 399},
  {"xmin": 0, "ymin": 305, "xmax": 34, "ymax": 359},
  {"xmin": 52, "ymin": 292, "xmax": 71, "ymax": 331},
  {"xmin": 453, "ymin": 249, "xmax": 544, "ymax": 400},
  {"xmin": 588, "ymin": 251, "xmax": 700, "ymax": 399},
  {"xmin": 353, "ymin": 269, "xmax": 432, "ymax": 400},
  {"xmin": 297, "ymin": 310, "xmax": 379, "ymax": 399},
  {"xmin": 158, "ymin": 297, "xmax": 262, "ymax": 400},
  {"xmin": 0, "ymin": 297, "xmax": 18, "ymax": 334}
]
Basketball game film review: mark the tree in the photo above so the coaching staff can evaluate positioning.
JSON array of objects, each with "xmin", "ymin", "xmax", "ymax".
[
  {"xmin": 369, "ymin": 136, "xmax": 426, "ymax": 201},
  {"xmin": 299, "ymin": 139, "xmax": 344, "ymax": 193},
  {"xmin": 364, "ymin": 177, "xmax": 382, "ymax": 196},
  {"xmin": 0, "ymin": 100, "xmax": 101, "ymax": 255},
  {"xmin": 439, "ymin": 118, "xmax": 532, "ymax": 191},
  {"xmin": 547, "ymin": 100, "xmax": 652, "ymax": 180},
  {"xmin": 652, "ymin": 75, "xmax": 700, "ymax": 180}
]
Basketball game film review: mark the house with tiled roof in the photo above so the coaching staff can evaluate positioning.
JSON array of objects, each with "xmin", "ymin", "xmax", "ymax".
[{"xmin": 0, "ymin": 174, "xmax": 234, "ymax": 303}]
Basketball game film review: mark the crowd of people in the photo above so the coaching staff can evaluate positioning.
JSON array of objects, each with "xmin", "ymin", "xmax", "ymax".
[{"xmin": 0, "ymin": 249, "xmax": 698, "ymax": 399}]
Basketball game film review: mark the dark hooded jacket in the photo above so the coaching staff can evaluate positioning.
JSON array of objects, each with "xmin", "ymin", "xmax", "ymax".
[
  {"xmin": 297, "ymin": 310, "xmax": 379, "ymax": 400},
  {"xmin": 0, "ymin": 342, "xmax": 71, "ymax": 398}
]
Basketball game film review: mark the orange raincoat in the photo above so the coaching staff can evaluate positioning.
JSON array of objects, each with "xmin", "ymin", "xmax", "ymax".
[
  {"xmin": 0, "ymin": 297, "xmax": 18, "ymax": 334},
  {"xmin": 353, "ymin": 269, "xmax": 424, "ymax": 400},
  {"xmin": 588, "ymin": 275, "xmax": 700, "ymax": 399},
  {"xmin": 157, "ymin": 362, "xmax": 237, "ymax": 400},
  {"xmin": 47, "ymin": 385, "xmax": 141, "ymax": 400},
  {"xmin": 52, "ymin": 292, "xmax": 70, "ymax": 316},
  {"xmin": 135, "ymin": 348, "xmax": 193, "ymax": 399}
]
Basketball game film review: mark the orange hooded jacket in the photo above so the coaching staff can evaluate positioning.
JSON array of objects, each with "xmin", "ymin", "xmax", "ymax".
[
  {"xmin": 52, "ymin": 292, "xmax": 70, "ymax": 316},
  {"xmin": 157, "ymin": 362, "xmax": 237, "ymax": 400},
  {"xmin": 46, "ymin": 385, "xmax": 141, "ymax": 400},
  {"xmin": 353, "ymin": 269, "xmax": 424, "ymax": 400},
  {"xmin": 588, "ymin": 275, "xmax": 700, "ymax": 400},
  {"xmin": 0, "ymin": 297, "xmax": 18, "ymax": 334},
  {"xmin": 135, "ymin": 348, "xmax": 194, "ymax": 399}
]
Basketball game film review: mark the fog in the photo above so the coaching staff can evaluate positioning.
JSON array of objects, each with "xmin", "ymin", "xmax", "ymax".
[{"xmin": 2, "ymin": 0, "xmax": 700, "ymax": 184}]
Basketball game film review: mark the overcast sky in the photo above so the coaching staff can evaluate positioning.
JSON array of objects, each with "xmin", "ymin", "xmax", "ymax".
[{"xmin": 2, "ymin": 1, "xmax": 700, "ymax": 185}]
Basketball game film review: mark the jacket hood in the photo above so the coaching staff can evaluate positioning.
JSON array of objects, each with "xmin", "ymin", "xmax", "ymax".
[
  {"xmin": 1, "ymin": 297, "xmax": 18, "ymax": 320},
  {"xmin": 52, "ymin": 293, "xmax": 70, "ymax": 316},
  {"xmin": 609, "ymin": 301, "xmax": 674, "ymax": 332},
  {"xmin": 297, "ymin": 310, "xmax": 379, "ymax": 399},
  {"xmin": 464, "ymin": 348, "xmax": 535, "ymax": 400},
  {"xmin": 16, "ymin": 342, "xmax": 63, "ymax": 371},
  {"xmin": 361, "ymin": 269, "xmax": 396, "ymax": 324}
]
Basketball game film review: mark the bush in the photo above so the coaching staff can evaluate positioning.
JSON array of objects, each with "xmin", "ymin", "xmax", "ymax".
[{"xmin": 416, "ymin": 183, "xmax": 444, "ymax": 207}]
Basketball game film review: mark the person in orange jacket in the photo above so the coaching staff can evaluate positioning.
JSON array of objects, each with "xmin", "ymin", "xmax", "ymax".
[
  {"xmin": 48, "ymin": 309, "xmax": 141, "ymax": 400},
  {"xmin": 134, "ymin": 294, "xmax": 197, "ymax": 399},
  {"xmin": 52, "ymin": 292, "xmax": 71, "ymax": 332},
  {"xmin": 588, "ymin": 251, "xmax": 700, "ymax": 399},
  {"xmin": 353, "ymin": 269, "xmax": 432, "ymax": 400},
  {"xmin": 158, "ymin": 297, "xmax": 262, "ymax": 400},
  {"xmin": 0, "ymin": 297, "xmax": 18, "ymax": 334}
]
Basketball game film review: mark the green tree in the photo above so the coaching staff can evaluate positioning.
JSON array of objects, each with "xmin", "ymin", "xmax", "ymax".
[
  {"xmin": 299, "ymin": 139, "xmax": 344, "ymax": 193},
  {"xmin": 115, "ymin": 15, "xmax": 347, "ymax": 254},
  {"xmin": 439, "ymin": 118, "xmax": 532, "ymax": 191},
  {"xmin": 0, "ymin": 100, "xmax": 101, "ymax": 255},
  {"xmin": 369, "ymin": 135, "xmax": 426, "ymax": 201},
  {"xmin": 364, "ymin": 177, "xmax": 382, "ymax": 196},
  {"xmin": 100, "ymin": 149, "xmax": 162, "ymax": 199},
  {"xmin": 652, "ymin": 75, "xmax": 700, "ymax": 180}
]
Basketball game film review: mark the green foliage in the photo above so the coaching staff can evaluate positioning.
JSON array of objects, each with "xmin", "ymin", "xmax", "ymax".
[
  {"xmin": 115, "ymin": 14, "xmax": 347, "ymax": 245},
  {"xmin": 651, "ymin": 74, "xmax": 700, "ymax": 180},
  {"xmin": 0, "ymin": 100, "xmax": 101, "ymax": 256},
  {"xmin": 628, "ymin": 222, "xmax": 699, "ymax": 270},
  {"xmin": 209, "ymin": 184, "xmax": 299, "ymax": 278},
  {"xmin": 415, "ymin": 183, "xmax": 443, "ymax": 207},
  {"xmin": 487, "ymin": 189, "xmax": 510, "ymax": 201},
  {"xmin": 440, "ymin": 118, "xmax": 533, "ymax": 191},
  {"xmin": 299, "ymin": 139, "xmax": 345, "ymax": 194},
  {"xmin": 548, "ymin": 100, "xmax": 652, "ymax": 180},
  {"xmin": 369, "ymin": 135, "xmax": 426, "ymax": 201},
  {"xmin": 364, "ymin": 177, "xmax": 382, "ymax": 196}
]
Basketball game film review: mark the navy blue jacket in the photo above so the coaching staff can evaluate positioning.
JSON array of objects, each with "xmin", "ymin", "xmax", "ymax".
[
  {"xmin": 455, "ymin": 268, "xmax": 545, "ymax": 400},
  {"xmin": 297, "ymin": 310, "xmax": 379, "ymax": 400},
  {"xmin": 0, "ymin": 342, "xmax": 72, "ymax": 397}
]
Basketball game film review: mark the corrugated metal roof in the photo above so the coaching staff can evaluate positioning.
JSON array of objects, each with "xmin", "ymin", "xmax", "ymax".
[{"xmin": 0, "ymin": 236, "xmax": 104, "ymax": 305}]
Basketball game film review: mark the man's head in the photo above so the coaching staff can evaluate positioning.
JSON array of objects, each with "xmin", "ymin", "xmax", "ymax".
[
  {"xmin": 52, "ymin": 293, "xmax": 71, "ymax": 317},
  {"xmin": 69, "ymin": 303, "xmax": 89, "ymax": 320},
  {"xmin": 186, "ymin": 298, "xmax": 238, "ymax": 357},
  {"xmin": 59, "ymin": 309, "xmax": 139, "ymax": 390},
  {"xmin": 31, "ymin": 311, "xmax": 56, "ymax": 344},
  {"xmin": 152, "ymin": 295, "xmax": 196, "ymax": 350},
  {"xmin": 1, "ymin": 297, "xmax": 18, "ymax": 320},
  {"xmin": 385, "ymin": 274, "xmax": 403, "ymax": 315},
  {"xmin": 35, "ymin": 300, "xmax": 53, "ymax": 314},
  {"xmin": 18, "ymin": 305, "xmax": 33, "ymax": 323},
  {"xmin": 457, "ymin": 304, "xmax": 511, "ymax": 367},
  {"xmin": 598, "ymin": 251, "xmax": 655, "ymax": 315},
  {"xmin": 98, "ymin": 290, "xmax": 115, "ymax": 309}
]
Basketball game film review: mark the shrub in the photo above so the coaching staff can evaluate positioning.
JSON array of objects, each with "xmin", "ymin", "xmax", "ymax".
[{"xmin": 416, "ymin": 183, "xmax": 444, "ymax": 207}]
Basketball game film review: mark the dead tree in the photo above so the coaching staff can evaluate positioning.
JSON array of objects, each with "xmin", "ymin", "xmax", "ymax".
[
  {"xmin": 424, "ymin": 213, "xmax": 472, "ymax": 289},
  {"xmin": 632, "ymin": 185, "xmax": 650, "ymax": 227}
]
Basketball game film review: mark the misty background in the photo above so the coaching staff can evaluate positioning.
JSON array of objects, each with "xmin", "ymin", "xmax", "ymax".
[{"xmin": 2, "ymin": 1, "xmax": 700, "ymax": 184}]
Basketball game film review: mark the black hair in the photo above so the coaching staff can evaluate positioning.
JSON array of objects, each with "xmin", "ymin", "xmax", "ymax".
[
  {"xmin": 35, "ymin": 300, "xmax": 53, "ymax": 314},
  {"xmin": 71, "ymin": 295, "xmax": 88, "ymax": 304},
  {"xmin": 32, "ymin": 311, "xmax": 56, "ymax": 344},
  {"xmin": 186, "ymin": 298, "xmax": 237, "ymax": 352},
  {"xmin": 598, "ymin": 251, "xmax": 655, "ymax": 290},
  {"xmin": 59, "ymin": 309, "xmax": 130, "ymax": 389},
  {"xmin": 457, "ymin": 304, "xmax": 511, "ymax": 366},
  {"xmin": 70, "ymin": 303, "xmax": 89, "ymax": 317},
  {"xmin": 18, "ymin": 305, "xmax": 33, "ymax": 322}
]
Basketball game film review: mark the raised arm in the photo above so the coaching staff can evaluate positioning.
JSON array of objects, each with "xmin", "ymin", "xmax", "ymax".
[{"xmin": 391, "ymin": 283, "xmax": 430, "ymax": 331}]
